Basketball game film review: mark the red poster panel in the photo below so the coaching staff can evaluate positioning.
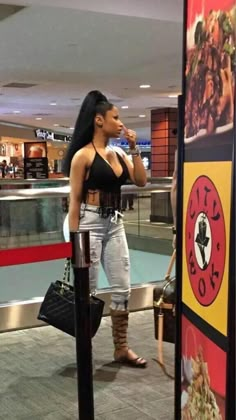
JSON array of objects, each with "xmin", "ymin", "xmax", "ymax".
[
  {"xmin": 181, "ymin": 316, "xmax": 226, "ymax": 420},
  {"xmin": 187, "ymin": 0, "xmax": 235, "ymax": 28}
]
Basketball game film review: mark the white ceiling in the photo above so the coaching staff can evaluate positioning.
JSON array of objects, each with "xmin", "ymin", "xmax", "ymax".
[{"xmin": 0, "ymin": 1, "xmax": 183, "ymax": 139}]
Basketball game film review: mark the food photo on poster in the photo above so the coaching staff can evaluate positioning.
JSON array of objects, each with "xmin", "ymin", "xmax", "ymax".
[
  {"xmin": 24, "ymin": 142, "xmax": 47, "ymax": 158},
  {"xmin": 181, "ymin": 315, "xmax": 226, "ymax": 420},
  {"xmin": 184, "ymin": 0, "xmax": 236, "ymax": 160}
]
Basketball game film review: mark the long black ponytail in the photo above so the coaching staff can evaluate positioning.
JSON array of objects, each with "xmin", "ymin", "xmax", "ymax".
[{"xmin": 63, "ymin": 90, "xmax": 113, "ymax": 176}]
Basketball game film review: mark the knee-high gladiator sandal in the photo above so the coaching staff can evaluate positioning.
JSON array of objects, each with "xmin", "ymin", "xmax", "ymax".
[{"xmin": 110, "ymin": 308, "xmax": 147, "ymax": 368}]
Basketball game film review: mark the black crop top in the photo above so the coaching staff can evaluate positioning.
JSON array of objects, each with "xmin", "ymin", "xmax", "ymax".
[{"xmin": 83, "ymin": 145, "xmax": 129, "ymax": 212}]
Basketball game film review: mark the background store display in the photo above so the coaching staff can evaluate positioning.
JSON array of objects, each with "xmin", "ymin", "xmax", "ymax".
[{"xmin": 24, "ymin": 141, "xmax": 48, "ymax": 179}]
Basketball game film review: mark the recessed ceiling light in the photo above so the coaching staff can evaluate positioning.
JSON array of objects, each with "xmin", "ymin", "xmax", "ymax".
[
  {"xmin": 168, "ymin": 94, "xmax": 178, "ymax": 98},
  {"xmin": 13, "ymin": 110, "xmax": 21, "ymax": 114},
  {"xmin": 139, "ymin": 84, "xmax": 151, "ymax": 89},
  {"xmin": 54, "ymin": 124, "xmax": 59, "ymax": 127},
  {"xmin": 35, "ymin": 117, "xmax": 42, "ymax": 120},
  {"xmin": 50, "ymin": 102, "xmax": 57, "ymax": 106},
  {"xmin": 139, "ymin": 114, "xmax": 146, "ymax": 118},
  {"xmin": 121, "ymin": 105, "xmax": 129, "ymax": 109},
  {"xmin": 69, "ymin": 127, "xmax": 74, "ymax": 130}
]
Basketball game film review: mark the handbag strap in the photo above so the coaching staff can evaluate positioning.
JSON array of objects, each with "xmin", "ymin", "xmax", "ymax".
[
  {"xmin": 155, "ymin": 312, "xmax": 175, "ymax": 380},
  {"xmin": 62, "ymin": 257, "xmax": 71, "ymax": 284},
  {"xmin": 165, "ymin": 249, "xmax": 176, "ymax": 280},
  {"xmin": 153, "ymin": 250, "xmax": 176, "ymax": 379},
  {"xmin": 154, "ymin": 250, "xmax": 176, "ymax": 307}
]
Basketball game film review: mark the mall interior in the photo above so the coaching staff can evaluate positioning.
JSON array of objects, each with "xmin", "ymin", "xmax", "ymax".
[{"xmin": 0, "ymin": 1, "xmax": 235, "ymax": 419}]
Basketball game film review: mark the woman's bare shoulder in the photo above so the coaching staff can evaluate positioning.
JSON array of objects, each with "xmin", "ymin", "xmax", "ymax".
[{"xmin": 72, "ymin": 144, "xmax": 94, "ymax": 166}]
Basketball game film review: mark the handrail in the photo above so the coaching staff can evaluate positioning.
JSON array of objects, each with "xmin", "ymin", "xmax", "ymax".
[
  {"xmin": 0, "ymin": 176, "xmax": 172, "ymax": 186},
  {"xmin": 0, "ymin": 182, "xmax": 171, "ymax": 200},
  {"xmin": 0, "ymin": 178, "xmax": 69, "ymax": 185}
]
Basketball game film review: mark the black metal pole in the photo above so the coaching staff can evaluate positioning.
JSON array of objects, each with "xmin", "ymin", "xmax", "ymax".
[{"xmin": 70, "ymin": 231, "xmax": 94, "ymax": 420}]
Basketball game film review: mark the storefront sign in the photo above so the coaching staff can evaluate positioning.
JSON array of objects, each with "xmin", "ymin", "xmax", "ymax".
[
  {"xmin": 35, "ymin": 129, "xmax": 72, "ymax": 142},
  {"xmin": 35, "ymin": 129, "xmax": 54, "ymax": 140}
]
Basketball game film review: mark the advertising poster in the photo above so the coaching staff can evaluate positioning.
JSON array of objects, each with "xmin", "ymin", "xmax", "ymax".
[
  {"xmin": 177, "ymin": 0, "xmax": 236, "ymax": 418},
  {"xmin": 24, "ymin": 142, "xmax": 48, "ymax": 179},
  {"xmin": 184, "ymin": 0, "xmax": 236, "ymax": 162}
]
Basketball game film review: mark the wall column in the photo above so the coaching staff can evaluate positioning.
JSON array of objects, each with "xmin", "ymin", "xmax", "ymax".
[{"xmin": 150, "ymin": 108, "xmax": 177, "ymax": 223}]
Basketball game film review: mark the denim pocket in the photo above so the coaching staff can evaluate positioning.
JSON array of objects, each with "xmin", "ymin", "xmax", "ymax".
[{"xmin": 79, "ymin": 209, "xmax": 100, "ymax": 229}]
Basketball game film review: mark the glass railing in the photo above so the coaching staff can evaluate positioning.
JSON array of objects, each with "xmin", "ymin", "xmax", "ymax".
[
  {"xmin": 0, "ymin": 178, "xmax": 174, "ymax": 307},
  {"xmin": 0, "ymin": 178, "xmax": 172, "ymax": 249}
]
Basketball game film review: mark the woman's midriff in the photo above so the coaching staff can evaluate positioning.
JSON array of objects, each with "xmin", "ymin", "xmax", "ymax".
[
  {"xmin": 82, "ymin": 189, "xmax": 121, "ymax": 209},
  {"xmin": 83, "ymin": 190, "xmax": 101, "ymax": 206}
]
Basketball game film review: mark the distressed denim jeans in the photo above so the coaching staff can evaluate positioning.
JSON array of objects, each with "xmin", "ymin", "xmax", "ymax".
[{"xmin": 64, "ymin": 204, "xmax": 131, "ymax": 310}]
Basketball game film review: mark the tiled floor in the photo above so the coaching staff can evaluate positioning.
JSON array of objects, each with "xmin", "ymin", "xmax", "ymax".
[{"xmin": 0, "ymin": 310, "xmax": 175, "ymax": 420}]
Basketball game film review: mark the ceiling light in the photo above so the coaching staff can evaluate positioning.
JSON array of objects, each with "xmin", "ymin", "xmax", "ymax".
[
  {"xmin": 54, "ymin": 124, "xmax": 59, "ymax": 127},
  {"xmin": 139, "ymin": 114, "xmax": 146, "ymax": 118},
  {"xmin": 168, "ymin": 94, "xmax": 178, "ymax": 98},
  {"xmin": 35, "ymin": 117, "xmax": 42, "ymax": 120},
  {"xmin": 50, "ymin": 102, "xmax": 57, "ymax": 106},
  {"xmin": 121, "ymin": 105, "xmax": 129, "ymax": 109},
  {"xmin": 69, "ymin": 127, "xmax": 74, "ymax": 130},
  {"xmin": 13, "ymin": 110, "xmax": 21, "ymax": 114},
  {"xmin": 139, "ymin": 84, "xmax": 151, "ymax": 89}
]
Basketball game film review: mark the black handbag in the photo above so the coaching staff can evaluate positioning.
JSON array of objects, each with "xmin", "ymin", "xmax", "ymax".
[
  {"xmin": 37, "ymin": 258, "xmax": 104, "ymax": 338},
  {"xmin": 153, "ymin": 250, "xmax": 176, "ymax": 378}
]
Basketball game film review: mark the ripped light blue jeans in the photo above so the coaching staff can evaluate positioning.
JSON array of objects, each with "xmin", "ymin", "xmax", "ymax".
[{"xmin": 79, "ymin": 204, "xmax": 131, "ymax": 310}]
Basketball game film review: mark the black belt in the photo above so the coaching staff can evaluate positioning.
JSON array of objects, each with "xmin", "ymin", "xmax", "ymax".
[{"xmin": 83, "ymin": 206, "xmax": 121, "ymax": 218}]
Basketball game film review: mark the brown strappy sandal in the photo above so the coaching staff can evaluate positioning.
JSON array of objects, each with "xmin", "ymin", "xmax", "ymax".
[
  {"xmin": 110, "ymin": 308, "xmax": 147, "ymax": 368},
  {"xmin": 114, "ymin": 348, "xmax": 147, "ymax": 368}
]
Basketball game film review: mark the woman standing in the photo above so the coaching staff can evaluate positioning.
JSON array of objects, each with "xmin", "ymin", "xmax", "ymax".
[{"xmin": 63, "ymin": 90, "xmax": 147, "ymax": 367}]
